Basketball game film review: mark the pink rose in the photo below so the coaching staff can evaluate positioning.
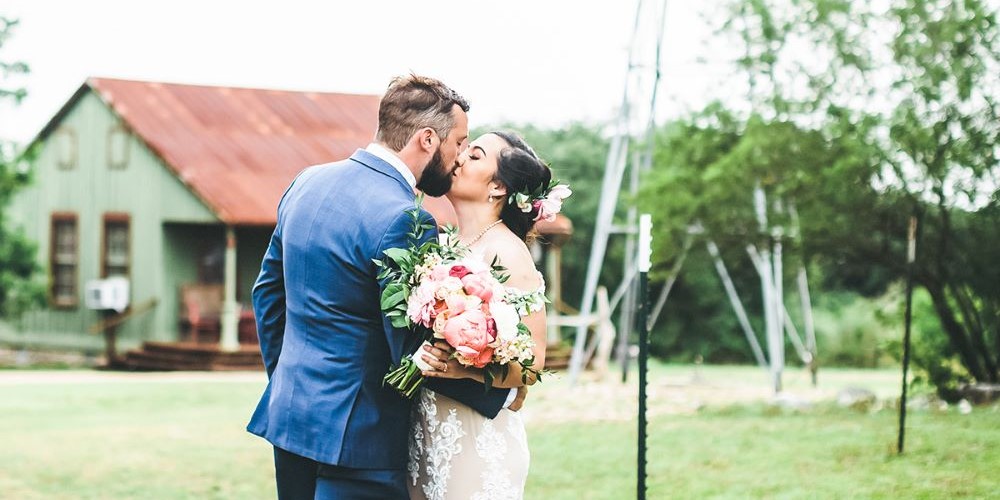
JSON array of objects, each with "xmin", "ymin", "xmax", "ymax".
[
  {"xmin": 461, "ymin": 273, "xmax": 494, "ymax": 302},
  {"xmin": 449, "ymin": 265, "xmax": 472, "ymax": 279}
]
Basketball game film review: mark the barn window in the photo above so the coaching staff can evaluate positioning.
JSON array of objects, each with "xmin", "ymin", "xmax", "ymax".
[
  {"xmin": 51, "ymin": 213, "xmax": 79, "ymax": 307},
  {"xmin": 55, "ymin": 127, "xmax": 78, "ymax": 170},
  {"xmin": 107, "ymin": 125, "xmax": 130, "ymax": 170},
  {"xmin": 102, "ymin": 214, "xmax": 131, "ymax": 278}
]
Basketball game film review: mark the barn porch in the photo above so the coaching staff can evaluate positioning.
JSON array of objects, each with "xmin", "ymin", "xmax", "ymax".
[{"xmin": 117, "ymin": 223, "xmax": 270, "ymax": 370}]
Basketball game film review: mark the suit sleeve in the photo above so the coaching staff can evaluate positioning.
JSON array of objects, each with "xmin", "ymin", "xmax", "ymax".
[
  {"xmin": 424, "ymin": 377, "xmax": 510, "ymax": 419},
  {"xmin": 251, "ymin": 179, "xmax": 297, "ymax": 378}
]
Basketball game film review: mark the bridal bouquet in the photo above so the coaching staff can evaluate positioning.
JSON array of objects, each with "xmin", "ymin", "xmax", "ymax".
[{"xmin": 374, "ymin": 203, "xmax": 544, "ymax": 399}]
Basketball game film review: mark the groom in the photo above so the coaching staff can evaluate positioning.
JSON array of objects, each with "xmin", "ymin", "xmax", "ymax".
[{"xmin": 248, "ymin": 74, "xmax": 516, "ymax": 499}]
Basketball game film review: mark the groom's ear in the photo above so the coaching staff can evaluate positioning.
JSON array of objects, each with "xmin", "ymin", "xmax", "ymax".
[{"xmin": 416, "ymin": 127, "xmax": 438, "ymax": 153}]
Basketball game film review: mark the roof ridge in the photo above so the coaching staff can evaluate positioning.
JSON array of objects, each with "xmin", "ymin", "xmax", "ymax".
[{"xmin": 87, "ymin": 76, "xmax": 380, "ymax": 99}]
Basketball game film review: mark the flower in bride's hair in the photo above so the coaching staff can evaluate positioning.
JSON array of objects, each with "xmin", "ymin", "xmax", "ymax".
[
  {"xmin": 534, "ymin": 184, "xmax": 572, "ymax": 222},
  {"xmin": 512, "ymin": 192, "xmax": 533, "ymax": 212}
]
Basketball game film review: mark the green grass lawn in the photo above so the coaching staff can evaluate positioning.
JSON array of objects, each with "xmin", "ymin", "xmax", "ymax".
[{"xmin": 0, "ymin": 367, "xmax": 997, "ymax": 499}]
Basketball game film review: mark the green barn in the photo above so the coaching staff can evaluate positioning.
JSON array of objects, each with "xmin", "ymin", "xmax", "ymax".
[
  {"xmin": 0, "ymin": 78, "xmax": 384, "ymax": 364},
  {"xmin": 1, "ymin": 77, "xmax": 572, "ymax": 369}
]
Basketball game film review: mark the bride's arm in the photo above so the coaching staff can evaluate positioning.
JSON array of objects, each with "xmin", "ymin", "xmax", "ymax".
[
  {"xmin": 422, "ymin": 243, "xmax": 548, "ymax": 388},
  {"xmin": 422, "ymin": 306, "xmax": 545, "ymax": 388}
]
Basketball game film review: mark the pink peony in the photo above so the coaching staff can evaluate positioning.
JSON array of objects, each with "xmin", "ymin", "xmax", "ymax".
[
  {"xmin": 444, "ymin": 294, "xmax": 470, "ymax": 316},
  {"xmin": 461, "ymin": 273, "xmax": 494, "ymax": 302},
  {"xmin": 462, "ymin": 345, "xmax": 495, "ymax": 368},
  {"xmin": 442, "ymin": 309, "xmax": 492, "ymax": 368},
  {"xmin": 406, "ymin": 282, "xmax": 437, "ymax": 328}
]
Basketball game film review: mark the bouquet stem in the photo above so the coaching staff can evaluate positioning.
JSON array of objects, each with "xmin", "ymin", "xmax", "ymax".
[{"xmin": 384, "ymin": 354, "xmax": 426, "ymax": 399}]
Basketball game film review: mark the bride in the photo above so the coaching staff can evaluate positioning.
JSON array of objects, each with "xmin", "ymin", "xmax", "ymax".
[{"xmin": 407, "ymin": 130, "xmax": 565, "ymax": 500}]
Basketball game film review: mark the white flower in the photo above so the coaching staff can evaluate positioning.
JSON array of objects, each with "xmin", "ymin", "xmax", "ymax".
[
  {"xmin": 549, "ymin": 184, "xmax": 572, "ymax": 201},
  {"xmin": 513, "ymin": 192, "xmax": 533, "ymax": 212},
  {"xmin": 491, "ymin": 301, "xmax": 521, "ymax": 341}
]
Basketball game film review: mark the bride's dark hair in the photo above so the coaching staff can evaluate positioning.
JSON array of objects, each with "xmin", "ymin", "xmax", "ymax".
[{"xmin": 491, "ymin": 131, "xmax": 552, "ymax": 241}]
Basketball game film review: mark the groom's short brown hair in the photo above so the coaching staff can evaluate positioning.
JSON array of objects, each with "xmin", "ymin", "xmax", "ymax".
[{"xmin": 375, "ymin": 74, "xmax": 470, "ymax": 151}]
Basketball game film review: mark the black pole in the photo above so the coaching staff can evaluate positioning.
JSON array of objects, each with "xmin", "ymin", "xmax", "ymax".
[
  {"xmin": 637, "ymin": 268, "xmax": 649, "ymax": 499},
  {"xmin": 636, "ymin": 214, "xmax": 652, "ymax": 500},
  {"xmin": 898, "ymin": 214, "xmax": 918, "ymax": 454}
]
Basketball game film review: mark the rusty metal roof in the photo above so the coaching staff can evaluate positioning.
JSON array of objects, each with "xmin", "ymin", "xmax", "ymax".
[
  {"xmin": 84, "ymin": 77, "xmax": 382, "ymax": 225},
  {"xmin": 36, "ymin": 78, "xmax": 573, "ymax": 235}
]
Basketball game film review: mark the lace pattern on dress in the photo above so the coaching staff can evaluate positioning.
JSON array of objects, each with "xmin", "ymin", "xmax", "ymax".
[
  {"xmin": 471, "ymin": 419, "xmax": 519, "ymax": 500},
  {"xmin": 410, "ymin": 390, "xmax": 466, "ymax": 500}
]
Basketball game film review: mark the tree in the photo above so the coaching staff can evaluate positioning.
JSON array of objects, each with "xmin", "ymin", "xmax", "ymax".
[
  {"xmin": 0, "ymin": 16, "xmax": 43, "ymax": 318},
  {"xmin": 703, "ymin": 0, "xmax": 1000, "ymax": 393},
  {"xmin": 638, "ymin": 104, "xmax": 882, "ymax": 363}
]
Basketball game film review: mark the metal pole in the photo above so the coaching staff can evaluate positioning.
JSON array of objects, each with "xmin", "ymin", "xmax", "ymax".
[
  {"xmin": 773, "ymin": 227, "xmax": 785, "ymax": 389},
  {"xmin": 709, "ymin": 241, "xmax": 768, "ymax": 369},
  {"xmin": 797, "ymin": 266, "xmax": 819, "ymax": 386},
  {"xmin": 898, "ymin": 214, "xmax": 919, "ymax": 454},
  {"xmin": 636, "ymin": 214, "xmax": 652, "ymax": 500}
]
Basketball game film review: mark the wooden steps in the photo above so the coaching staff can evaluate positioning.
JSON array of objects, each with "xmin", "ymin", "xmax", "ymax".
[
  {"xmin": 123, "ymin": 342, "xmax": 574, "ymax": 372},
  {"xmin": 123, "ymin": 341, "xmax": 263, "ymax": 371},
  {"xmin": 544, "ymin": 344, "xmax": 572, "ymax": 370}
]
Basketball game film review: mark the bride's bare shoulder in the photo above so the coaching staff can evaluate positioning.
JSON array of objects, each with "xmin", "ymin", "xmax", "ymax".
[{"xmin": 489, "ymin": 234, "xmax": 540, "ymax": 291}]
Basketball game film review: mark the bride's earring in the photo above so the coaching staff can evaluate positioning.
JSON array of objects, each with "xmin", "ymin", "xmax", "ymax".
[{"xmin": 488, "ymin": 194, "xmax": 495, "ymax": 203}]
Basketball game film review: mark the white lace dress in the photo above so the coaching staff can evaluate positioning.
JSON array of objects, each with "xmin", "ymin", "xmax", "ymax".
[{"xmin": 407, "ymin": 281, "xmax": 546, "ymax": 500}]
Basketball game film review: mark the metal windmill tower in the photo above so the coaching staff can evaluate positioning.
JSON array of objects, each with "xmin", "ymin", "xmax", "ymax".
[
  {"xmin": 567, "ymin": 0, "xmax": 668, "ymax": 383},
  {"xmin": 566, "ymin": 0, "xmax": 820, "ymax": 393}
]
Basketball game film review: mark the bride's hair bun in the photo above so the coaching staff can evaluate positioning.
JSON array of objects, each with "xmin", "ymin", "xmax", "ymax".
[{"xmin": 491, "ymin": 131, "xmax": 552, "ymax": 241}]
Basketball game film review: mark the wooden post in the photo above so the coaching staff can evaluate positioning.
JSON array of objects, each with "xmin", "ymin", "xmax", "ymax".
[
  {"xmin": 898, "ymin": 215, "xmax": 919, "ymax": 454},
  {"xmin": 220, "ymin": 226, "xmax": 240, "ymax": 352},
  {"xmin": 546, "ymin": 246, "xmax": 563, "ymax": 345},
  {"xmin": 101, "ymin": 310, "xmax": 121, "ymax": 367},
  {"xmin": 593, "ymin": 287, "xmax": 616, "ymax": 378}
]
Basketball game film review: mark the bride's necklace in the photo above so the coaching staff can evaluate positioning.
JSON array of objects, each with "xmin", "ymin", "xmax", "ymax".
[{"xmin": 467, "ymin": 219, "xmax": 503, "ymax": 246}]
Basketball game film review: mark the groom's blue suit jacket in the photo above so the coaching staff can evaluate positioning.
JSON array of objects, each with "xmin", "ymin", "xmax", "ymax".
[{"xmin": 247, "ymin": 149, "xmax": 509, "ymax": 469}]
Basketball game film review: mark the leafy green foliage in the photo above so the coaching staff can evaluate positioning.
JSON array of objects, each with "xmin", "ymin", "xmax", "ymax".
[
  {"xmin": 0, "ymin": 17, "xmax": 43, "ymax": 319},
  {"xmin": 695, "ymin": 0, "xmax": 1000, "ymax": 392}
]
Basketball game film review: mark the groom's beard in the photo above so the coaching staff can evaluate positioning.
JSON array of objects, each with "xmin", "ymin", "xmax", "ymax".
[{"xmin": 416, "ymin": 148, "xmax": 455, "ymax": 197}]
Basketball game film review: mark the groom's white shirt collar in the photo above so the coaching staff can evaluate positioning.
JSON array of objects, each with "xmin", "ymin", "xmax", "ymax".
[{"xmin": 366, "ymin": 142, "xmax": 416, "ymax": 189}]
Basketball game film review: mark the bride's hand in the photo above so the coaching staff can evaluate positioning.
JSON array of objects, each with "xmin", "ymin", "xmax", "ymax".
[{"xmin": 420, "ymin": 341, "xmax": 476, "ymax": 380}]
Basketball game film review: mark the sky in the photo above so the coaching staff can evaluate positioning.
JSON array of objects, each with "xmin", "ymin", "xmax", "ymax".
[{"xmin": 0, "ymin": 0, "xmax": 738, "ymax": 145}]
